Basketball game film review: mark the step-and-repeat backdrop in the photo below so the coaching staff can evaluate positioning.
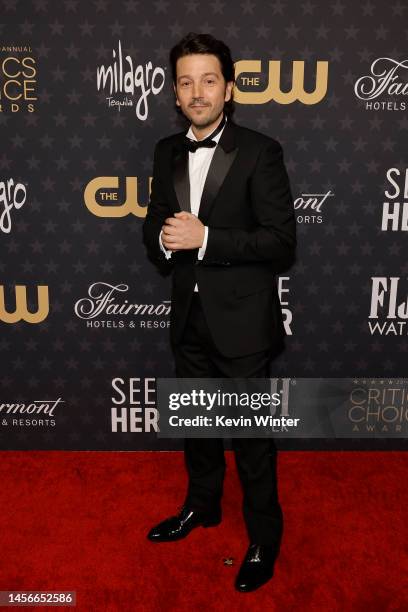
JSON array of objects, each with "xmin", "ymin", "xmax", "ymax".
[{"xmin": 1, "ymin": 2, "xmax": 407, "ymax": 450}]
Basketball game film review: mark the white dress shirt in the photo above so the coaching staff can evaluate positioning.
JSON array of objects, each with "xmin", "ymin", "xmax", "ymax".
[{"xmin": 159, "ymin": 116, "xmax": 227, "ymax": 292}]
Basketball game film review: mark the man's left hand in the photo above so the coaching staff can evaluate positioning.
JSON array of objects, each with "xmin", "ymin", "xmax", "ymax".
[{"xmin": 161, "ymin": 212, "xmax": 205, "ymax": 251}]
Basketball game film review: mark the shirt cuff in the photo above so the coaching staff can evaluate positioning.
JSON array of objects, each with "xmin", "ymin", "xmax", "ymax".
[
  {"xmin": 159, "ymin": 230, "xmax": 172, "ymax": 260},
  {"xmin": 197, "ymin": 226, "xmax": 208, "ymax": 260}
]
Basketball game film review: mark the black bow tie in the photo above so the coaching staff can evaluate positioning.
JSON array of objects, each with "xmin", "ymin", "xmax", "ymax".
[
  {"xmin": 183, "ymin": 113, "xmax": 227, "ymax": 153},
  {"xmin": 183, "ymin": 137, "xmax": 217, "ymax": 153}
]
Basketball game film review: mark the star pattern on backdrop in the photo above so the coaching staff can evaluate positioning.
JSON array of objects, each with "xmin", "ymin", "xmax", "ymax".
[{"xmin": 0, "ymin": 0, "xmax": 406, "ymax": 450}]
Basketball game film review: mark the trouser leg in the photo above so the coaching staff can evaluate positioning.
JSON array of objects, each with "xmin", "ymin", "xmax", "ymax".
[
  {"xmin": 210, "ymin": 336, "xmax": 283, "ymax": 545},
  {"xmin": 172, "ymin": 292, "xmax": 283, "ymax": 543},
  {"xmin": 171, "ymin": 294, "xmax": 225, "ymax": 513},
  {"xmin": 232, "ymin": 437, "xmax": 283, "ymax": 545}
]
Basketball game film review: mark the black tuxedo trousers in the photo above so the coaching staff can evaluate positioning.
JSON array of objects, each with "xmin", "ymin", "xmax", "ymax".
[{"xmin": 172, "ymin": 292, "xmax": 283, "ymax": 546}]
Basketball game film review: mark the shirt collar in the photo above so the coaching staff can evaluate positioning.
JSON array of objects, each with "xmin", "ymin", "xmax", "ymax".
[{"xmin": 186, "ymin": 114, "xmax": 228, "ymax": 143}]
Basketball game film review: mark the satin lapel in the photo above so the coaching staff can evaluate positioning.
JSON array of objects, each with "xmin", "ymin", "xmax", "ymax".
[
  {"xmin": 171, "ymin": 119, "xmax": 239, "ymax": 218},
  {"xmin": 172, "ymin": 144, "xmax": 190, "ymax": 213},
  {"xmin": 198, "ymin": 144, "xmax": 238, "ymax": 224}
]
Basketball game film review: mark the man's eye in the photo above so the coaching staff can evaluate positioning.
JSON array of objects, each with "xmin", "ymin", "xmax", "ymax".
[{"xmin": 206, "ymin": 80, "xmax": 214, "ymax": 84}]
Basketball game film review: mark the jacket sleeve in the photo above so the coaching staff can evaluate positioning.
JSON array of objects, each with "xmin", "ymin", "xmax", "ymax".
[
  {"xmin": 142, "ymin": 141, "xmax": 174, "ymax": 267},
  {"xmin": 202, "ymin": 139, "xmax": 297, "ymax": 272}
]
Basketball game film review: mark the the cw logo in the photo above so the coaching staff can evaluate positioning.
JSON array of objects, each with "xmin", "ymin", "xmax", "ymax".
[
  {"xmin": 84, "ymin": 177, "xmax": 150, "ymax": 218},
  {"xmin": 0, "ymin": 285, "xmax": 49, "ymax": 323},
  {"xmin": 234, "ymin": 60, "xmax": 328, "ymax": 105}
]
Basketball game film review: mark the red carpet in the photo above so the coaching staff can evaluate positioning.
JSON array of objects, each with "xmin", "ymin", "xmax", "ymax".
[{"xmin": 0, "ymin": 451, "xmax": 407, "ymax": 611}]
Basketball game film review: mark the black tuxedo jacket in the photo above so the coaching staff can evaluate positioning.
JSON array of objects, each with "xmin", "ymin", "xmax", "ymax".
[{"xmin": 142, "ymin": 118, "xmax": 297, "ymax": 358}]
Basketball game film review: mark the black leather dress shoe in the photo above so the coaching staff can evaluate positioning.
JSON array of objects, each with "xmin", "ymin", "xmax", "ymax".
[
  {"xmin": 235, "ymin": 543, "xmax": 280, "ymax": 592},
  {"xmin": 147, "ymin": 506, "xmax": 221, "ymax": 542}
]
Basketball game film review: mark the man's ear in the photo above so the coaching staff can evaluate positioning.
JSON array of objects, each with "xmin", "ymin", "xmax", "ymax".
[
  {"xmin": 225, "ymin": 81, "xmax": 234, "ymax": 102},
  {"xmin": 173, "ymin": 83, "xmax": 180, "ymax": 106}
]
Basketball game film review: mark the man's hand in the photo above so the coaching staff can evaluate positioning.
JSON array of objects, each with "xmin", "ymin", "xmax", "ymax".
[{"xmin": 161, "ymin": 212, "xmax": 205, "ymax": 251}]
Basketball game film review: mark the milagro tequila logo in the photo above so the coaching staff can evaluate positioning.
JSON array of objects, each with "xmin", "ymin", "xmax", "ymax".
[
  {"xmin": 0, "ymin": 178, "xmax": 27, "ymax": 234},
  {"xmin": 354, "ymin": 57, "xmax": 408, "ymax": 111},
  {"xmin": 74, "ymin": 282, "xmax": 171, "ymax": 329},
  {"xmin": 96, "ymin": 41, "xmax": 165, "ymax": 120}
]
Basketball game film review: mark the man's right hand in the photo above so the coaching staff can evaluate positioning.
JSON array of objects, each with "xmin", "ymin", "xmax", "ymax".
[{"xmin": 161, "ymin": 212, "xmax": 191, "ymax": 252}]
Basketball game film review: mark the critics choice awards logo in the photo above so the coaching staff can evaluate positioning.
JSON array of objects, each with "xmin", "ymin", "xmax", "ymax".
[
  {"xmin": 0, "ymin": 45, "xmax": 37, "ymax": 113},
  {"xmin": 348, "ymin": 380, "xmax": 408, "ymax": 434}
]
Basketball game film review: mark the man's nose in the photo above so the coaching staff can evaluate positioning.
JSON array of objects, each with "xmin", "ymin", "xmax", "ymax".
[{"xmin": 192, "ymin": 81, "xmax": 203, "ymax": 99}]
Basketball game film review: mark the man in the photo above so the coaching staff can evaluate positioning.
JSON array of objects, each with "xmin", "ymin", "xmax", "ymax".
[{"xmin": 142, "ymin": 32, "xmax": 296, "ymax": 593}]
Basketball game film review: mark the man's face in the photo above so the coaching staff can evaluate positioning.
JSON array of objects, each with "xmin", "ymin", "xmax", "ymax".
[{"xmin": 173, "ymin": 53, "xmax": 233, "ymax": 128}]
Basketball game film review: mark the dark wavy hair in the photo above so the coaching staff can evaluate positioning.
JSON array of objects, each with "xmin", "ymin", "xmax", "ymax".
[{"xmin": 169, "ymin": 32, "xmax": 235, "ymax": 118}]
